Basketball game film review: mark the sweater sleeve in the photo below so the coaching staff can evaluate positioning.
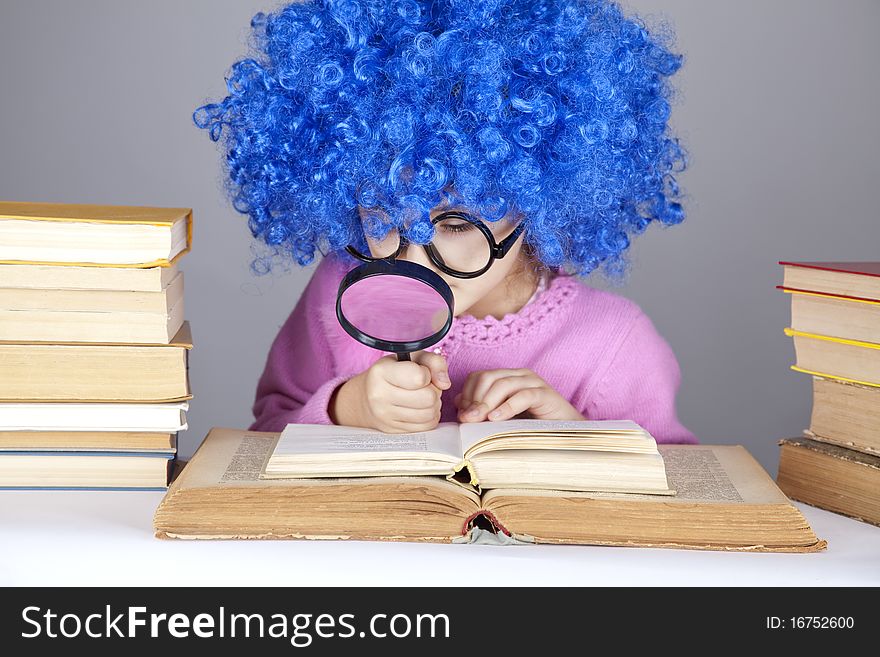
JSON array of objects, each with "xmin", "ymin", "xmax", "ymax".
[
  {"xmin": 584, "ymin": 310, "xmax": 699, "ymax": 444},
  {"xmin": 248, "ymin": 260, "xmax": 354, "ymax": 432}
]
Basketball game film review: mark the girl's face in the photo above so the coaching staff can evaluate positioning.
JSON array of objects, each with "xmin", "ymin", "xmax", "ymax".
[{"xmin": 356, "ymin": 201, "xmax": 530, "ymax": 318}]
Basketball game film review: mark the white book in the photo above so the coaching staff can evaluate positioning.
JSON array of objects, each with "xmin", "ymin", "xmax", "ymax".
[{"xmin": 0, "ymin": 401, "xmax": 188, "ymax": 432}]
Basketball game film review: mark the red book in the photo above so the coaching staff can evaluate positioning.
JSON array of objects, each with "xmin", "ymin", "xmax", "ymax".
[{"xmin": 779, "ymin": 261, "xmax": 880, "ymax": 303}]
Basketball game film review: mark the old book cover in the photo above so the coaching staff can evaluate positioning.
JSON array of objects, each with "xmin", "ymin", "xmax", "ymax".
[
  {"xmin": 483, "ymin": 445, "xmax": 824, "ymax": 551},
  {"xmin": 777, "ymin": 437, "xmax": 880, "ymax": 528},
  {"xmin": 153, "ymin": 427, "xmax": 826, "ymax": 552},
  {"xmin": 807, "ymin": 375, "xmax": 880, "ymax": 456}
]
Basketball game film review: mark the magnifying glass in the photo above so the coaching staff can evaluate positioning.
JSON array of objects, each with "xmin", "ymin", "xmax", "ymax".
[{"xmin": 336, "ymin": 258, "xmax": 454, "ymax": 361}]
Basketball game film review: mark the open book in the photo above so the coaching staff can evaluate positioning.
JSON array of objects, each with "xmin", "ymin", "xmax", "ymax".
[
  {"xmin": 153, "ymin": 427, "xmax": 827, "ymax": 552},
  {"xmin": 260, "ymin": 419, "xmax": 674, "ymax": 495}
]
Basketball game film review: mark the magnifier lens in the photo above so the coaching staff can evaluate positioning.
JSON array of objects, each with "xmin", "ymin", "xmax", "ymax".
[{"xmin": 339, "ymin": 273, "xmax": 450, "ymax": 343}]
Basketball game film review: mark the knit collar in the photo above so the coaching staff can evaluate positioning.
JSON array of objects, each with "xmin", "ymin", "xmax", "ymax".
[
  {"xmin": 324, "ymin": 252, "xmax": 581, "ymax": 352},
  {"xmin": 439, "ymin": 272, "xmax": 581, "ymax": 346}
]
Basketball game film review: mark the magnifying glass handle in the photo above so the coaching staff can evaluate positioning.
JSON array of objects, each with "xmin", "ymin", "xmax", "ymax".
[{"xmin": 396, "ymin": 352, "xmax": 411, "ymax": 362}]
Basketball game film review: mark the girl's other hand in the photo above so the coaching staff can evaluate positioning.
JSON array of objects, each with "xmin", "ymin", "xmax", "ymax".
[
  {"xmin": 330, "ymin": 351, "xmax": 451, "ymax": 433},
  {"xmin": 454, "ymin": 368, "xmax": 585, "ymax": 423}
]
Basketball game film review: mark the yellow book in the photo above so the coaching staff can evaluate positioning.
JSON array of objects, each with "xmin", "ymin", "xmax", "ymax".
[
  {"xmin": 784, "ymin": 327, "xmax": 880, "ymax": 388},
  {"xmin": 782, "ymin": 287, "xmax": 880, "ymax": 344},
  {"xmin": 0, "ymin": 201, "xmax": 192, "ymax": 267}
]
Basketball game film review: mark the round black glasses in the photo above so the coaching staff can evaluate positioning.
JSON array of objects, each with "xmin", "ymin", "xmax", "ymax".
[{"xmin": 345, "ymin": 210, "xmax": 526, "ymax": 279}]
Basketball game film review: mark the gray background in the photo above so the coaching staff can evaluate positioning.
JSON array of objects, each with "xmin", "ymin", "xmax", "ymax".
[{"xmin": 1, "ymin": 1, "xmax": 877, "ymax": 474}]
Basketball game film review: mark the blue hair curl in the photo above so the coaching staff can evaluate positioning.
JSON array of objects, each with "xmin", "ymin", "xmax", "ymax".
[{"xmin": 194, "ymin": 0, "xmax": 690, "ymax": 278}]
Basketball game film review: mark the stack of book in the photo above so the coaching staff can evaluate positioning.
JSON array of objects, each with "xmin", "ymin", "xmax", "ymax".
[
  {"xmin": 776, "ymin": 261, "xmax": 880, "ymax": 527},
  {"xmin": 0, "ymin": 201, "xmax": 193, "ymax": 490}
]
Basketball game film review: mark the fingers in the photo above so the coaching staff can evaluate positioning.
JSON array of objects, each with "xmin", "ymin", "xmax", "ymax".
[
  {"xmin": 365, "ymin": 354, "xmax": 444, "ymax": 432},
  {"xmin": 456, "ymin": 369, "xmax": 534, "ymax": 418},
  {"xmin": 410, "ymin": 350, "xmax": 451, "ymax": 390},
  {"xmin": 387, "ymin": 384, "xmax": 441, "ymax": 410},
  {"xmin": 481, "ymin": 388, "xmax": 542, "ymax": 422},
  {"xmin": 460, "ymin": 375, "xmax": 544, "ymax": 422},
  {"xmin": 374, "ymin": 354, "xmax": 433, "ymax": 391},
  {"xmin": 372, "ymin": 392, "xmax": 442, "ymax": 433}
]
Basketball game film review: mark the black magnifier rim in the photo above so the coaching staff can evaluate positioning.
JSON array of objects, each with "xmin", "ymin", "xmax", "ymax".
[{"xmin": 336, "ymin": 258, "xmax": 455, "ymax": 353}]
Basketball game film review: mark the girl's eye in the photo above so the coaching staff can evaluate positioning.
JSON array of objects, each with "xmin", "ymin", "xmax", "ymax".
[{"xmin": 438, "ymin": 221, "xmax": 474, "ymax": 234}]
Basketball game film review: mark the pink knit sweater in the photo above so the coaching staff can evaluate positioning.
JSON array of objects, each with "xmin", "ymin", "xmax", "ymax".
[{"xmin": 249, "ymin": 251, "xmax": 699, "ymax": 444}]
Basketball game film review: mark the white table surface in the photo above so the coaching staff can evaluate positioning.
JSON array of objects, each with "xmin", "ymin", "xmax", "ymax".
[{"xmin": 1, "ymin": 491, "xmax": 878, "ymax": 586}]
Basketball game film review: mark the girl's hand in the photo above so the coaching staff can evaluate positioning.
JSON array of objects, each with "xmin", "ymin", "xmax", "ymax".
[
  {"xmin": 454, "ymin": 368, "xmax": 585, "ymax": 423},
  {"xmin": 330, "ymin": 351, "xmax": 451, "ymax": 433}
]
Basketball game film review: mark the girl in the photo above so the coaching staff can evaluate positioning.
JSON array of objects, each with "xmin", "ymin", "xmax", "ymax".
[{"xmin": 194, "ymin": 0, "xmax": 699, "ymax": 443}]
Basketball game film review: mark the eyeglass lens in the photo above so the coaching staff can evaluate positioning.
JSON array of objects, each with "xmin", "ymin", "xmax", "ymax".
[{"xmin": 358, "ymin": 215, "xmax": 496, "ymax": 275}]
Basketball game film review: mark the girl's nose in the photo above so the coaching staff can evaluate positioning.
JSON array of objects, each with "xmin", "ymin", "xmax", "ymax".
[{"xmin": 397, "ymin": 243, "xmax": 433, "ymax": 271}]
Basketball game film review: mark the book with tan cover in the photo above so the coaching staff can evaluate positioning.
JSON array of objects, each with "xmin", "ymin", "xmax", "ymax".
[
  {"xmin": 0, "ymin": 322, "xmax": 192, "ymax": 402},
  {"xmin": 0, "ymin": 270, "xmax": 185, "ymax": 344},
  {"xmin": 153, "ymin": 427, "xmax": 827, "ymax": 552},
  {"xmin": 0, "ymin": 262, "xmax": 179, "ymax": 291},
  {"xmin": 806, "ymin": 376, "xmax": 880, "ymax": 456},
  {"xmin": 0, "ymin": 270, "xmax": 183, "ymax": 313},
  {"xmin": 0, "ymin": 201, "xmax": 192, "ymax": 268},
  {"xmin": 0, "ymin": 431, "xmax": 176, "ymax": 452},
  {"xmin": 0, "ymin": 451, "xmax": 175, "ymax": 490},
  {"xmin": 777, "ymin": 437, "xmax": 880, "ymax": 528}
]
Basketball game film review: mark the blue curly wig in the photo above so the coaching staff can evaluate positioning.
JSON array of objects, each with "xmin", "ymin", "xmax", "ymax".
[{"xmin": 194, "ymin": 0, "xmax": 689, "ymax": 278}]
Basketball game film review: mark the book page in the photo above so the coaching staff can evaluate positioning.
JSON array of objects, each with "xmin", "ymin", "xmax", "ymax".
[
  {"xmin": 272, "ymin": 422, "xmax": 463, "ymax": 459},
  {"xmin": 459, "ymin": 418, "xmax": 647, "ymax": 455},
  {"xmin": 482, "ymin": 445, "xmax": 791, "ymax": 505},
  {"xmin": 165, "ymin": 427, "xmax": 481, "ymax": 507}
]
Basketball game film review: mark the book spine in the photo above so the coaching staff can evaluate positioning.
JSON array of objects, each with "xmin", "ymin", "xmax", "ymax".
[{"xmin": 462, "ymin": 510, "xmax": 513, "ymax": 537}]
